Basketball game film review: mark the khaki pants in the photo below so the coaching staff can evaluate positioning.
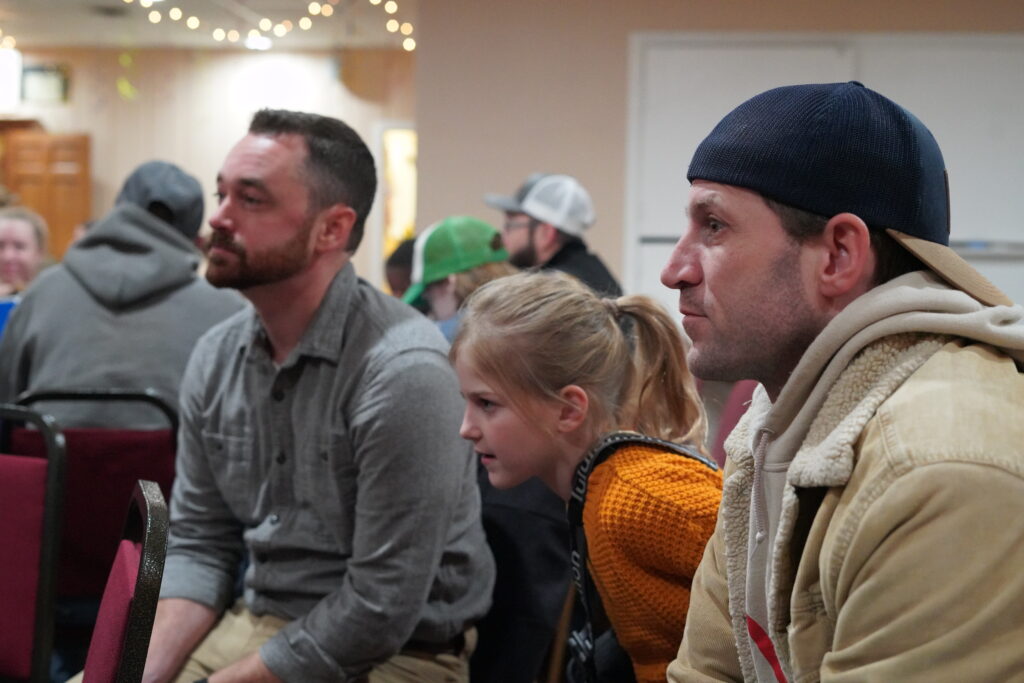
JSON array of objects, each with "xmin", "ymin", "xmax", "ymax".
[{"xmin": 70, "ymin": 600, "xmax": 473, "ymax": 683}]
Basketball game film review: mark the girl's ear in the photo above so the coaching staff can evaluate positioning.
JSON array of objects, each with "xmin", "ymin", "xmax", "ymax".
[{"xmin": 555, "ymin": 385, "xmax": 589, "ymax": 433}]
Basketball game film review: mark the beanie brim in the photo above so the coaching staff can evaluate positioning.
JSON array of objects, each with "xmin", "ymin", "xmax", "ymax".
[{"xmin": 887, "ymin": 229, "xmax": 1012, "ymax": 307}]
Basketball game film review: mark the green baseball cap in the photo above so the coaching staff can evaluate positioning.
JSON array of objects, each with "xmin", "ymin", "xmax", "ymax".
[{"xmin": 402, "ymin": 216, "xmax": 509, "ymax": 309}]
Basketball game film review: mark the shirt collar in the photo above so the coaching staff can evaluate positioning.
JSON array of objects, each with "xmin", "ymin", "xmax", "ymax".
[{"xmin": 236, "ymin": 263, "xmax": 356, "ymax": 366}]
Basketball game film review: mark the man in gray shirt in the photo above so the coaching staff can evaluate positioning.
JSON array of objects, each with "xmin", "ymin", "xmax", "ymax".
[{"xmin": 142, "ymin": 110, "xmax": 495, "ymax": 683}]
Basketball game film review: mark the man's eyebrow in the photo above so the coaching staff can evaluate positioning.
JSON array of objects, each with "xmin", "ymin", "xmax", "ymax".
[
  {"xmin": 684, "ymin": 193, "xmax": 721, "ymax": 219},
  {"xmin": 238, "ymin": 178, "xmax": 269, "ymax": 192}
]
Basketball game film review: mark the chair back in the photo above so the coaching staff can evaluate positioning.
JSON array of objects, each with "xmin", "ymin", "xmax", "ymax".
[
  {"xmin": 14, "ymin": 389, "xmax": 177, "ymax": 598},
  {"xmin": 82, "ymin": 479, "xmax": 168, "ymax": 683},
  {"xmin": 0, "ymin": 404, "xmax": 66, "ymax": 683}
]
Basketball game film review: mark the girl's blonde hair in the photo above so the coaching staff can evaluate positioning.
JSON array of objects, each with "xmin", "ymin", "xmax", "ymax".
[{"xmin": 450, "ymin": 270, "xmax": 707, "ymax": 452}]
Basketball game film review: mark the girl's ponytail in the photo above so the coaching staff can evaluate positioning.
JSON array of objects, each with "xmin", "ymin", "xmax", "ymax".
[{"xmin": 616, "ymin": 297, "xmax": 707, "ymax": 453}]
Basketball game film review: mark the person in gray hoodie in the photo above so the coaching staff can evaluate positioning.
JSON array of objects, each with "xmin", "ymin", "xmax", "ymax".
[
  {"xmin": 661, "ymin": 83, "xmax": 1024, "ymax": 681},
  {"xmin": 0, "ymin": 160, "xmax": 245, "ymax": 428}
]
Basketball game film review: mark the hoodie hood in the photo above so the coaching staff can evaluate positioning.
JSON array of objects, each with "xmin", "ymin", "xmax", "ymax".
[
  {"xmin": 764, "ymin": 270, "xmax": 1024, "ymax": 464},
  {"xmin": 63, "ymin": 203, "xmax": 201, "ymax": 309}
]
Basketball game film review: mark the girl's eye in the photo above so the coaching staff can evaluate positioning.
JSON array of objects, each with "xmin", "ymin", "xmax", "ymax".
[{"xmin": 477, "ymin": 398, "xmax": 496, "ymax": 412}]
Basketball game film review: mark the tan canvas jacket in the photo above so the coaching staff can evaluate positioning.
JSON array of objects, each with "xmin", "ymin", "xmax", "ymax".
[{"xmin": 669, "ymin": 274, "xmax": 1024, "ymax": 682}]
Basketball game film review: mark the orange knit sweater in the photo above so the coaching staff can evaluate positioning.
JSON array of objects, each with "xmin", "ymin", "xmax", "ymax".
[{"xmin": 583, "ymin": 441, "xmax": 722, "ymax": 683}]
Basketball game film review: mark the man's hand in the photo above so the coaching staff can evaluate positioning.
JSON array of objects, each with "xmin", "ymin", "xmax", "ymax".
[{"xmin": 208, "ymin": 652, "xmax": 283, "ymax": 683}]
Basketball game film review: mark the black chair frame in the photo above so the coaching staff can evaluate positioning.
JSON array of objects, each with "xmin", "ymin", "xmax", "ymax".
[
  {"xmin": 115, "ymin": 479, "xmax": 168, "ymax": 683},
  {"xmin": 0, "ymin": 403, "xmax": 67, "ymax": 683},
  {"xmin": 15, "ymin": 388, "xmax": 178, "ymax": 434}
]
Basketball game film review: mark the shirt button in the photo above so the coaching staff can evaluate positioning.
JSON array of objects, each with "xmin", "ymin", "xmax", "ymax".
[
  {"xmin": 269, "ymin": 513, "xmax": 280, "ymax": 524},
  {"xmin": 276, "ymin": 452, "xmax": 286, "ymax": 464},
  {"xmin": 272, "ymin": 388, "xmax": 285, "ymax": 401}
]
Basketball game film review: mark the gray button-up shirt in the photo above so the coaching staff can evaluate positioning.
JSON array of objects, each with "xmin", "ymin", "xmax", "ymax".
[{"xmin": 161, "ymin": 264, "xmax": 495, "ymax": 682}]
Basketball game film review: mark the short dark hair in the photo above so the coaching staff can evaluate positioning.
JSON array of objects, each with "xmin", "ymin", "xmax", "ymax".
[
  {"xmin": 249, "ymin": 109, "xmax": 377, "ymax": 252},
  {"xmin": 763, "ymin": 197, "xmax": 925, "ymax": 286}
]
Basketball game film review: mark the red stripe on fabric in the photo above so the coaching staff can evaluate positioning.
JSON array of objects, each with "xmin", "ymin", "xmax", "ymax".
[{"xmin": 746, "ymin": 615, "xmax": 787, "ymax": 683}]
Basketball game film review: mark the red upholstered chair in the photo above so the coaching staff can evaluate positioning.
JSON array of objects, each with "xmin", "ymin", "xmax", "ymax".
[
  {"xmin": 13, "ymin": 389, "xmax": 177, "ymax": 600},
  {"xmin": 82, "ymin": 479, "xmax": 168, "ymax": 683},
  {"xmin": 0, "ymin": 403, "xmax": 66, "ymax": 683}
]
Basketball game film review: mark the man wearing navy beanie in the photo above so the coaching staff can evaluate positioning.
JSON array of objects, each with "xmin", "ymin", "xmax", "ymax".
[{"xmin": 662, "ymin": 82, "xmax": 1024, "ymax": 681}]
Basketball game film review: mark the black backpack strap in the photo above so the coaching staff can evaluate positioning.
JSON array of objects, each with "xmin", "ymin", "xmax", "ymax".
[{"xmin": 565, "ymin": 432, "xmax": 717, "ymax": 682}]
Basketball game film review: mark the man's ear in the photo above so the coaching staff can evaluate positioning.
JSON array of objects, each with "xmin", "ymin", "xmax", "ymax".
[
  {"xmin": 816, "ymin": 213, "xmax": 876, "ymax": 301},
  {"xmin": 555, "ymin": 385, "xmax": 589, "ymax": 434},
  {"xmin": 314, "ymin": 204, "xmax": 357, "ymax": 253}
]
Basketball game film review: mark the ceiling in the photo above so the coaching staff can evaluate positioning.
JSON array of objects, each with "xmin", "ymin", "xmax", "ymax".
[{"xmin": 0, "ymin": 0, "xmax": 418, "ymax": 51}]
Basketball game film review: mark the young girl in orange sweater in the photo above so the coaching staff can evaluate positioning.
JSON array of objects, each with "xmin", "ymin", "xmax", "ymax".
[{"xmin": 451, "ymin": 271, "xmax": 722, "ymax": 683}]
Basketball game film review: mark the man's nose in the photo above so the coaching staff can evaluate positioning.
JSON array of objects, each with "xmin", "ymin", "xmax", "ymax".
[{"xmin": 660, "ymin": 238, "xmax": 700, "ymax": 290}]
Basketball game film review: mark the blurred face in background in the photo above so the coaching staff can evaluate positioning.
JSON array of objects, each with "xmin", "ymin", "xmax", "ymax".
[{"xmin": 0, "ymin": 218, "xmax": 45, "ymax": 293}]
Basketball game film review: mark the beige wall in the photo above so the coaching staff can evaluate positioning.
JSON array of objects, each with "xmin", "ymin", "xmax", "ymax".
[
  {"xmin": 415, "ymin": 0, "xmax": 1024, "ymax": 282},
  {"xmin": 6, "ymin": 46, "xmax": 413, "ymax": 277}
]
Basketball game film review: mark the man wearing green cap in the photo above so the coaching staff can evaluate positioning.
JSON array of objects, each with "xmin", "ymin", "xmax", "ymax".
[{"xmin": 403, "ymin": 215, "xmax": 516, "ymax": 342}]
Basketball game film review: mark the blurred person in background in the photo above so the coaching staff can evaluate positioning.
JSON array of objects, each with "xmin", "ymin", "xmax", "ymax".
[
  {"xmin": 0, "ymin": 206, "xmax": 48, "ymax": 297},
  {"xmin": 403, "ymin": 215, "xmax": 517, "ymax": 342}
]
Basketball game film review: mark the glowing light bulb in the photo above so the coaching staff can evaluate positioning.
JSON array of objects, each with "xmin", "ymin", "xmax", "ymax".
[
  {"xmin": 213, "ymin": 28, "xmax": 226, "ymax": 41},
  {"xmin": 259, "ymin": 18, "xmax": 272, "ymax": 31},
  {"xmin": 402, "ymin": 37, "xmax": 415, "ymax": 51},
  {"xmin": 169, "ymin": 7, "xmax": 182, "ymax": 20},
  {"xmin": 299, "ymin": 17, "xmax": 312, "ymax": 29},
  {"xmin": 273, "ymin": 24, "xmax": 286, "ymax": 37},
  {"xmin": 227, "ymin": 29, "xmax": 240, "ymax": 42},
  {"xmin": 369, "ymin": 0, "xmax": 381, "ymax": 5},
  {"xmin": 308, "ymin": 2, "xmax": 321, "ymax": 15},
  {"xmin": 320, "ymin": 4, "xmax": 333, "ymax": 16},
  {"xmin": 386, "ymin": 19, "xmax": 399, "ymax": 32},
  {"xmin": 148, "ymin": 10, "xmax": 161, "ymax": 23},
  {"xmin": 400, "ymin": 22, "xmax": 413, "ymax": 35},
  {"xmin": 384, "ymin": 1, "xmax": 397, "ymax": 14},
  {"xmin": 186, "ymin": 16, "xmax": 199, "ymax": 29}
]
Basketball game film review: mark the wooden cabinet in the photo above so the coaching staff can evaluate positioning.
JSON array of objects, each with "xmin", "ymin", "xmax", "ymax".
[{"xmin": 3, "ymin": 130, "xmax": 91, "ymax": 260}]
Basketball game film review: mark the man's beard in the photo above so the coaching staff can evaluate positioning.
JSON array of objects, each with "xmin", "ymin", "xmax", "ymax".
[
  {"xmin": 206, "ymin": 217, "xmax": 315, "ymax": 290},
  {"xmin": 508, "ymin": 242, "xmax": 539, "ymax": 269}
]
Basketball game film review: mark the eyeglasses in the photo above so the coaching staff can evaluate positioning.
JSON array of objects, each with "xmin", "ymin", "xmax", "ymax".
[{"xmin": 503, "ymin": 218, "xmax": 537, "ymax": 232}]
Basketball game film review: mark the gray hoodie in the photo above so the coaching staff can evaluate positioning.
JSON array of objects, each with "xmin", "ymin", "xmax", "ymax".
[{"xmin": 0, "ymin": 202, "xmax": 245, "ymax": 427}]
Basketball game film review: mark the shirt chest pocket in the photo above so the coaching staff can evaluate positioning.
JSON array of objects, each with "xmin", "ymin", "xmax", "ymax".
[{"xmin": 201, "ymin": 429, "xmax": 260, "ymax": 521}]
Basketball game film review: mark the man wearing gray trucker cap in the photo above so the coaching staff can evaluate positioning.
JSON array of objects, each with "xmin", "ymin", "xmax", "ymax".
[
  {"xmin": 486, "ymin": 173, "xmax": 621, "ymax": 297},
  {"xmin": 662, "ymin": 82, "xmax": 1024, "ymax": 681}
]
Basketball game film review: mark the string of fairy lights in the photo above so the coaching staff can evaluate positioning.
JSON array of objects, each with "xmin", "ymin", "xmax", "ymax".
[
  {"xmin": 120, "ymin": 0, "xmax": 416, "ymax": 51},
  {"xmin": 0, "ymin": 26, "xmax": 16, "ymax": 50}
]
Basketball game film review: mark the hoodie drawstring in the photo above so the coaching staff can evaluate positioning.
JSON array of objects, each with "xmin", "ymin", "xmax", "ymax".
[{"xmin": 752, "ymin": 427, "xmax": 773, "ymax": 544}]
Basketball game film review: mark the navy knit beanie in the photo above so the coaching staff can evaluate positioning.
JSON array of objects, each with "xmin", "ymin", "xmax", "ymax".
[{"xmin": 688, "ymin": 81, "xmax": 1011, "ymax": 306}]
